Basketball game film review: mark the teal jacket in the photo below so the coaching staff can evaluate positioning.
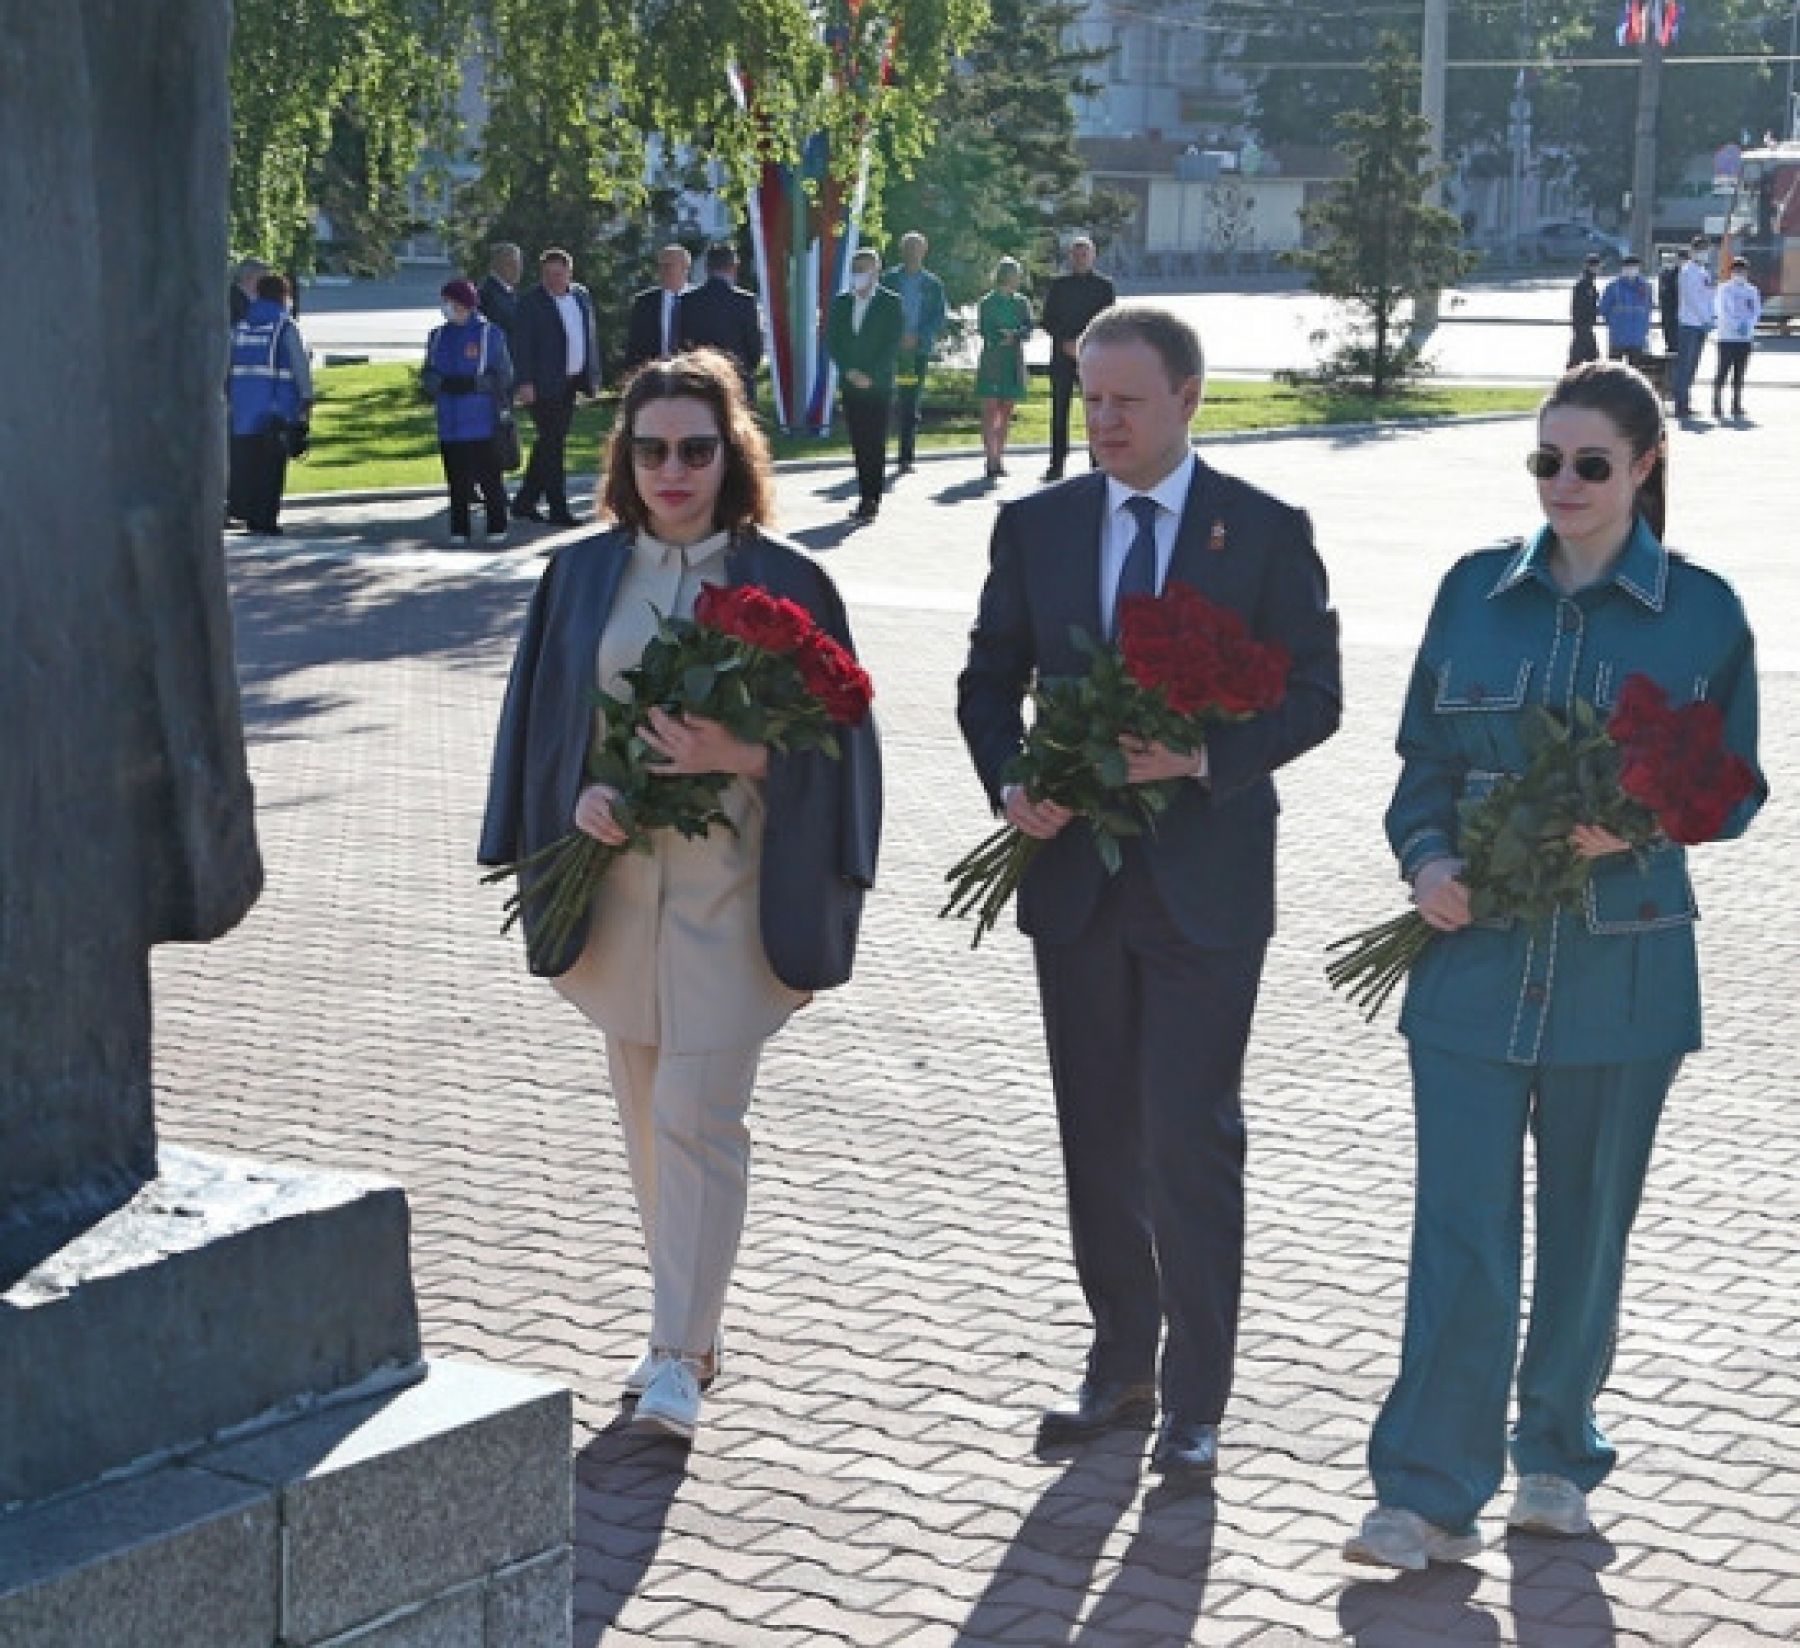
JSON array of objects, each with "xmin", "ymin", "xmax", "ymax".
[{"xmin": 1387, "ymin": 521, "xmax": 1765, "ymax": 1065}]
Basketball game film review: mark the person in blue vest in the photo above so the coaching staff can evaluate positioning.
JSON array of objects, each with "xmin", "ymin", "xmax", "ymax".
[
  {"xmin": 227, "ymin": 272, "xmax": 312, "ymax": 536},
  {"xmin": 423, "ymin": 278, "xmax": 514, "ymax": 546},
  {"xmin": 1597, "ymin": 253, "xmax": 1654, "ymax": 367},
  {"xmin": 1344, "ymin": 360, "xmax": 1766, "ymax": 1572}
]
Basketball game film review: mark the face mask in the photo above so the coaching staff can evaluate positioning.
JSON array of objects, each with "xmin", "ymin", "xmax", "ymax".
[
  {"xmin": 441, "ymin": 302, "xmax": 460, "ymax": 321},
  {"xmin": 851, "ymin": 272, "xmax": 876, "ymax": 296}
]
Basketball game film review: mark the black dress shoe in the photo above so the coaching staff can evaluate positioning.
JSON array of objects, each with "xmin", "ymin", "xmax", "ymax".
[
  {"xmin": 511, "ymin": 500, "xmax": 546, "ymax": 522},
  {"xmin": 1151, "ymin": 1416, "xmax": 1219, "ymax": 1480},
  {"xmin": 1040, "ymin": 465, "xmax": 1064, "ymax": 483},
  {"xmin": 547, "ymin": 510, "xmax": 582, "ymax": 526},
  {"xmin": 1038, "ymin": 1378, "xmax": 1156, "ymax": 1445}
]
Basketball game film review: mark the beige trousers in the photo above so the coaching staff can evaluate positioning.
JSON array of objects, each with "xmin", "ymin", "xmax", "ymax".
[{"xmin": 605, "ymin": 1037, "xmax": 763, "ymax": 1356}]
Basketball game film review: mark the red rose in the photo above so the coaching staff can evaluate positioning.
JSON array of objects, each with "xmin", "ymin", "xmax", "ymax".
[
  {"xmin": 1605, "ymin": 673, "xmax": 1671, "ymax": 745},
  {"xmin": 694, "ymin": 584, "xmax": 816, "ymax": 654},
  {"xmin": 796, "ymin": 631, "xmax": 873, "ymax": 725}
]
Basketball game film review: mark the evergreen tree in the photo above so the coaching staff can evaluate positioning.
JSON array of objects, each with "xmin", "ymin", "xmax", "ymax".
[
  {"xmin": 1294, "ymin": 34, "xmax": 1476, "ymax": 397},
  {"xmin": 876, "ymin": 0, "xmax": 1125, "ymax": 304}
]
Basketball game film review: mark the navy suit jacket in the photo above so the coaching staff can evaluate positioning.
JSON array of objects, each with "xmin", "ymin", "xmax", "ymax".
[
  {"xmin": 677, "ymin": 278, "xmax": 763, "ymax": 393},
  {"xmin": 623, "ymin": 284, "xmax": 683, "ymax": 373},
  {"xmin": 479, "ymin": 527, "xmax": 882, "ymax": 988},
  {"xmin": 478, "ymin": 274, "xmax": 519, "ymax": 340},
  {"xmin": 956, "ymin": 461, "xmax": 1341, "ymax": 948},
  {"xmin": 512, "ymin": 282, "xmax": 601, "ymax": 398}
]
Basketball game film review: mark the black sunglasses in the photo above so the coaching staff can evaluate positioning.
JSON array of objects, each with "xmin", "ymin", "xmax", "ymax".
[
  {"xmin": 1525, "ymin": 448, "xmax": 1613, "ymax": 483},
  {"xmin": 630, "ymin": 435, "xmax": 723, "ymax": 470}
]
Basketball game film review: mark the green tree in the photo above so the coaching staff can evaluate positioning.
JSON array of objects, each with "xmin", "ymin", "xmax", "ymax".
[
  {"xmin": 228, "ymin": 0, "xmax": 465, "ymax": 274},
  {"xmin": 875, "ymin": 0, "xmax": 1125, "ymax": 305},
  {"xmin": 1213, "ymin": 1, "xmax": 1782, "ymax": 219},
  {"xmin": 1293, "ymin": 34, "xmax": 1476, "ymax": 397}
]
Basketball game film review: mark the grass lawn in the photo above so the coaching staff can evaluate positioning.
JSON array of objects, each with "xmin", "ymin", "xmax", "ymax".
[{"xmin": 296, "ymin": 361, "xmax": 1541, "ymax": 496}]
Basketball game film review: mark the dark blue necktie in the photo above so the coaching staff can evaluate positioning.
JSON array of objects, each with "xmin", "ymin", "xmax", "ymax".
[{"xmin": 1112, "ymin": 494, "xmax": 1160, "ymax": 638}]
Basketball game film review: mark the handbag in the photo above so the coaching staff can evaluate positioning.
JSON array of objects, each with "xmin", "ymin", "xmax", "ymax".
[
  {"xmin": 479, "ymin": 322, "xmax": 522, "ymax": 469},
  {"xmin": 495, "ymin": 411, "xmax": 521, "ymax": 471}
]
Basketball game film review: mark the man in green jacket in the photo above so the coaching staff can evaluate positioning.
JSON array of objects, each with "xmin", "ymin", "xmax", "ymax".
[{"xmin": 827, "ymin": 248, "xmax": 903, "ymax": 522}]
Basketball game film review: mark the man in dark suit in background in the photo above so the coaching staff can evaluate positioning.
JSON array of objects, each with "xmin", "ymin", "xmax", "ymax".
[
  {"xmin": 478, "ymin": 242, "xmax": 522, "ymax": 343},
  {"xmin": 826, "ymin": 249, "xmax": 904, "ymax": 523},
  {"xmin": 957, "ymin": 305, "xmax": 1341, "ymax": 1485},
  {"xmin": 1039, "ymin": 235, "xmax": 1116, "ymax": 481},
  {"xmin": 622, "ymin": 243, "xmax": 693, "ymax": 375},
  {"xmin": 510, "ymin": 247, "xmax": 600, "ymax": 526},
  {"xmin": 677, "ymin": 243, "xmax": 763, "ymax": 406}
]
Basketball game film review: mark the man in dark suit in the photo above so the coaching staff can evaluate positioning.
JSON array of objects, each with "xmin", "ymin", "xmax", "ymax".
[
  {"xmin": 510, "ymin": 247, "xmax": 601, "ymax": 526},
  {"xmin": 622, "ymin": 243, "xmax": 693, "ymax": 375},
  {"xmin": 826, "ymin": 249, "xmax": 904, "ymax": 523},
  {"xmin": 1039, "ymin": 235, "xmax": 1116, "ymax": 481},
  {"xmin": 957, "ymin": 305, "xmax": 1341, "ymax": 1485},
  {"xmin": 478, "ymin": 242, "xmax": 522, "ymax": 342},
  {"xmin": 677, "ymin": 243, "xmax": 763, "ymax": 406}
]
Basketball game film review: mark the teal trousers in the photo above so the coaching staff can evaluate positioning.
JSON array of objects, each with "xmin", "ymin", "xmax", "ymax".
[{"xmin": 1368, "ymin": 1044, "xmax": 1678, "ymax": 1534}]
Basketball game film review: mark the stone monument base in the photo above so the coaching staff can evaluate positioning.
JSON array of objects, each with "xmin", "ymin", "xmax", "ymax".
[
  {"xmin": 0, "ymin": 1359, "xmax": 573, "ymax": 1648},
  {"xmin": 2, "ymin": 1147, "xmax": 424, "ymax": 1506}
]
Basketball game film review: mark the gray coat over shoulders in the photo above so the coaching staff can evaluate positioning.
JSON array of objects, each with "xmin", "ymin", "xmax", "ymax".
[{"xmin": 479, "ymin": 526, "xmax": 883, "ymax": 989}]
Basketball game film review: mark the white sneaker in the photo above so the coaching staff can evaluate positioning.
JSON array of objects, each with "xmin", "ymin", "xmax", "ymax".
[
  {"xmin": 1344, "ymin": 1505, "xmax": 1483, "ymax": 1571},
  {"xmin": 632, "ymin": 1354, "xmax": 704, "ymax": 1440},
  {"xmin": 622, "ymin": 1337, "xmax": 721, "ymax": 1400},
  {"xmin": 1508, "ymin": 1473, "xmax": 1592, "ymax": 1536}
]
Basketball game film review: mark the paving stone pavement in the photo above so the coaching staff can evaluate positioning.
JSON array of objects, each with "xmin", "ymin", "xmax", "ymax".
[{"xmin": 155, "ymin": 402, "xmax": 1798, "ymax": 1647}]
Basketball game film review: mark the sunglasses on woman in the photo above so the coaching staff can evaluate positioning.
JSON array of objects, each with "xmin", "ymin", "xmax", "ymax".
[
  {"xmin": 630, "ymin": 435, "xmax": 723, "ymax": 470},
  {"xmin": 1525, "ymin": 448, "xmax": 1614, "ymax": 483}
]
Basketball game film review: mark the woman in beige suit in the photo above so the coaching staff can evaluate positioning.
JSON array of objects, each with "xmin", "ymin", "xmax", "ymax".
[{"xmin": 480, "ymin": 349, "xmax": 882, "ymax": 1441}]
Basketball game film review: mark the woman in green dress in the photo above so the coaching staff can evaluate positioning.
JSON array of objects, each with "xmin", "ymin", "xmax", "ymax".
[{"xmin": 975, "ymin": 258, "xmax": 1033, "ymax": 479}]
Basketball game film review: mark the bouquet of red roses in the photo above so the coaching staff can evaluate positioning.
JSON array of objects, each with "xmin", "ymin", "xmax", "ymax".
[
  {"xmin": 1325, "ymin": 673, "xmax": 1757, "ymax": 1019},
  {"xmin": 483, "ymin": 583, "xmax": 873, "ymax": 972},
  {"xmin": 942, "ymin": 580, "xmax": 1289, "ymax": 946}
]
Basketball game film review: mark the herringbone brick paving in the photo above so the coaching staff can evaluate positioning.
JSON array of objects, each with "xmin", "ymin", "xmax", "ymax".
[{"xmin": 154, "ymin": 408, "xmax": 1798, "ymax": 1645}]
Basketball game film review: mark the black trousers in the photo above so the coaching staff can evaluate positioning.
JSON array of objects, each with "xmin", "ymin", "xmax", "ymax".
[
  {"xmin": 1032, "ymin": 852, "xmax": 1266, "ymax": 1423},
  {"xmin": 515, "ymin": 375, "xmax": 582, "ymax": 513},
  {"xmin": 841, "ymin": 386, "xmax": 889, "ymax": 509},
  {"xmin": 1567, "ymin": 326, "xmax": 1600, "ymax": 368},
  {"xmin": 893, "ymin": 351, "xmax": 930, "ymax": 465},
  {"xmin": 228, "ymin": 430, "xmax": 288, "ymax": 530},
  {"xmin": 1047, "ymin": 357, "xmax": 1080, "ymax": 473},
  {"xmin": 1713, "ymin": 342, "xmax": 1751, "ymax": 409},
  {"xmin": 441, "ymin": 437, "xmax": 509, "ymax": 535}
]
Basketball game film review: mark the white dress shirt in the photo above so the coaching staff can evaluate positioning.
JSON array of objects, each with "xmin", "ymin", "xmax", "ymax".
[
  {"xmin": 552, "ymin": 289, "xmax": 586, "ymax": 375},
  {"xmin": 660, "ymin": 288, "xmax": 678, "ymax": 355},
  {"xmin": 851, "ymin": 290, "xmax": 873, "ymax": 334},
  {"xmin": 1099, "ymin": 452, "xmax": 1198, "ymax": 637}
]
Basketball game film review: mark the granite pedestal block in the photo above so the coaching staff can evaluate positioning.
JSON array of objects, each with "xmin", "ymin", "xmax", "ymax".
[
  {"xmin": 1, "ymin": 1146, "xmax": 421, "ymax": 1507},
  {"xmin": 0, "ymin": 1360, "xmax": 573, "ymax": 1648}
]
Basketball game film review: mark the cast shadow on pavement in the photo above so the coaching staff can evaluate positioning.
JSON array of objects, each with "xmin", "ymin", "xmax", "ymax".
[
  {"xmin": 1337, "ymin": 1529, "xmax": 1618, "ymax": 1648},
  {"xmin": 226, "ymin": 555, "xmax": 531, "ymax": 733},
  {"xmin": 572, "ymin": 1416, "xmax": 689, "ymax": 1647},
  {"xmin": 951, "ymin": 1441, "xmax": 1217, "ymax": 1646},
  {"xmin": 930, "ymin": 475, "xmax": 1001, "ymax": 507},
  {"xmin": 789, "ymin": 517, "xmax": 868, "ymax": 552}
]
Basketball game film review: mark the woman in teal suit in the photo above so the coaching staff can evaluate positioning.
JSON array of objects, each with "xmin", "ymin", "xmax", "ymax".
[
  {"xmin": 974, "ymin": 257, "xmax": 1032, "ymax": 479},
  {"xmin": 1345, "ymin": 361, "xmax": 1766, "ymax": 1571}
]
